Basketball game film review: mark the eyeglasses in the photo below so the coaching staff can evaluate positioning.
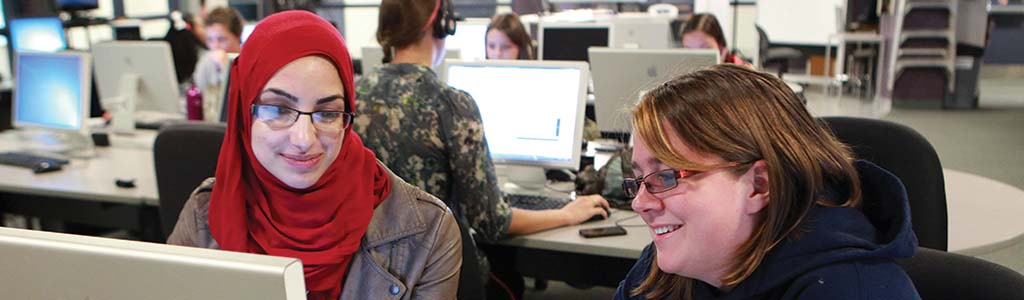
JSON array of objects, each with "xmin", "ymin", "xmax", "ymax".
[
  {"xmin": 250, "ymin": 104, "xmax": 354, "ymax": 133},
  {"xmin": 622, "ymin": 162, "xmax": 747, "ymax": 198}
]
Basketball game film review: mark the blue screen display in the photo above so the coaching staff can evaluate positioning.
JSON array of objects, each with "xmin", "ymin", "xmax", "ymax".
[
  {"xmin": 10, "ymin": 17, "xmax": 68, "ymax": 53},
  {"xmin": 16, "ymin": 54, "xmax": 85, "ymax": 130},
  {"xmin": 58, "ymin": 0, "xmax": 99, "ymax": 9}
]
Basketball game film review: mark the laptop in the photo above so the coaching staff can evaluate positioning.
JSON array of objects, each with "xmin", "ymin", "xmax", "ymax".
[{"xmin": 588, "ymin": 48, "xmax": 720, "ymax": 134}]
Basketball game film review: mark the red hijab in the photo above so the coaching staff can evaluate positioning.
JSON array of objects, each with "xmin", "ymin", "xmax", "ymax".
[{"xmin": 209, "ymin": 10, "xmax": 390, "ymax": 300}]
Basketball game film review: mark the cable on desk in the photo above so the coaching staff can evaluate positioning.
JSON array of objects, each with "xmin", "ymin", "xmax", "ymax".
[{"xmin": 613, "ymin": 213, "xmax": 646, "ymax": 228}]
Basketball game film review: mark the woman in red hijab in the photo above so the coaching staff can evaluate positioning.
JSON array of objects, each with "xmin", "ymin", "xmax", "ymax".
[{"xmin": 168, "ymin": 11, "xmax": 461, "ymax": 300}]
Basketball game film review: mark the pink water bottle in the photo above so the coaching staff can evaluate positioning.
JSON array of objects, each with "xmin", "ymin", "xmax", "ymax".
[{"xmin": 186, "ymin": 83, "xmax": 204, "ymax": 120}]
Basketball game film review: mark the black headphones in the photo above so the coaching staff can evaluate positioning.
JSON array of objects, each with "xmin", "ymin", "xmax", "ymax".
[{"xmin": 429, "ymin": 0, "xmax": 457, "ymax": 39}]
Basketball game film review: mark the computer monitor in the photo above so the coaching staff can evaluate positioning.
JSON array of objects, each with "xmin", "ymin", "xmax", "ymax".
[
  {"xmin": 538, "ymin": 22, "xmax": 611, "ymax": 62},
  {"xmin": 0, "ymin": 227, "xmax": 305, "ymax": 299},
  {"xmin": 588, "ymin": 48, "xmax": 719, "ymax": 135},
  {"xmin": 58, "ymin": 0, "xmax": 99, "ymax": 11},
  {"xmin": 444, "ymin": 60, "xmax": 589, "ymax": 188},
  {"xmin": 92, "ymin": 41, "xmax": 181, "ymax": 132},
  {"xmin": 0, "ymin": 1, "xmax": 6, "ymax": 30},
  {"xmin": 241, "ymin": 23, "xmax": 257, "ymax": 44},
  {"xmin": 9, "ymin": 17, "xmax": 68, "ymax": 53},
  {"xmin": 360, "ymin": 45, "xmax": 460, "ymax": 76},
  {"xmin": 231, "ymin": 2, "xmax": 262, "ymax": 21},
  {"xmin": 111, "ymin": 19, "xmax": 143, "ymax": 41},
  {"xmin": 610, "ymin": 18, "xmax": 672, "ymax": 49},
  {"xmin": 13, "ymin": 50, "xmax": 91, "ymax": 132},
  {"xmin": 446, "ymin": 19, "xmax": 489, "ymax": 61}
]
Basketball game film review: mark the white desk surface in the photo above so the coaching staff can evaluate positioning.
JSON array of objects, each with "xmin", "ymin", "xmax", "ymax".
[
  {"xmin": 500, "ymin": 168, "xmax": 1024, "ymax": 268},
  {"xmin": 945, "ymin": 169, "xmax": 1024, "ymax": 256},
  {"xmin": 0, "ymin": 130, "xmax": 159, "ymax": 206}
]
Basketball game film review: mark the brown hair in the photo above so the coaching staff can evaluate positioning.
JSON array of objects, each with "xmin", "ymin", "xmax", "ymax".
[
  {"xmin": 376, "ymin": 0, "xmax": 443, "ymax": 63},
  {"xmin": 205, "ymin": 6, "xmax": 245, "ymax": 38},
  {"xmin": 486, "ymin": 13, "xmax": 534, "ymax": 60},
  {"xmin": 681, "ymin": 13, "xmax": 727, "ymax": 52},
  {"xmin": 630, "ymin": 64, "xmax": 862, "ymax": 299}
]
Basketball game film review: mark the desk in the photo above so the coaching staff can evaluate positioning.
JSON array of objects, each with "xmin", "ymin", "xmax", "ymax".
[
  {"xmin": 496, "ymin": 168, "xmax": 1024, "ymax": 286},
  {"xmin": 0, "ymin": 130, "xmax": 162, "ymax": 241}
]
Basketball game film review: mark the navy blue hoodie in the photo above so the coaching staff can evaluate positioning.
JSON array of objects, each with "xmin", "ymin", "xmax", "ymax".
[{"xmin": 615, "ymin": 161, "xmax": 921, "ymax": 300}]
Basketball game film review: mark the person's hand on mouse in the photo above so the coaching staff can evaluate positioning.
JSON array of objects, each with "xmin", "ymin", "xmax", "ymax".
[{"xmin": 560, "ymin": 194, "xmax": 610, "ymax": 225}]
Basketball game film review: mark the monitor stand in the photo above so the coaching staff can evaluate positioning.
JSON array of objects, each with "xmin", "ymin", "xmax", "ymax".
[
  {"xmin": 16, "ymin": 128, "xmax": 95, "ymax": 158},
  {"xmin": 496, "ymin": 164, "xmax": 548, "ymax": 194}
]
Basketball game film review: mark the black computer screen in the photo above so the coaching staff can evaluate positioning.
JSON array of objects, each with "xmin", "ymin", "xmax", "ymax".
[
  {"xmin": 58, "ymin": 0, "xmax": 99, "ymax": 10},
  {"xmin": 541, "ymin": 27, "xmax": 609, "ymax": 62}
]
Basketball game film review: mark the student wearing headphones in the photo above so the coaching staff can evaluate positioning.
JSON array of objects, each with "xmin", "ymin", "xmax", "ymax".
[
  {"xmin": 680, "ymin": 13, "xmax": 747, "ymax": 65},
  {"xmin": 485, "ymin": 13, "xmax": 534, "ymax": 60},
  {"xmin": 353, "ymin": 0, "xmax": 610, "ymax": 298}
]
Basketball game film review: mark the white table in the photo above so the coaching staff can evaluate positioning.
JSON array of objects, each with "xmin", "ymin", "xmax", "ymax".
[{"xmin": 0, "ymin": 129, "xmax": 162, "ymax": 240}]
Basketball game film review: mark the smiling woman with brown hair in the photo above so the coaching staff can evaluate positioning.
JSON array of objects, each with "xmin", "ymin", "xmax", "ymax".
[{"xmin": 616, "ymin": 64, "xmax": 920, "ymax": 300}]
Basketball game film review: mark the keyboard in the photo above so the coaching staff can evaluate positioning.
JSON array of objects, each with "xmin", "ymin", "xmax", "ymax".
[
  {"xmin": 0, "ymin": 151, "xmax": 69, "ymax": 169},
  {"xmin": 506, "ymin": 193, "xmax": 571, "ymax": 210}
]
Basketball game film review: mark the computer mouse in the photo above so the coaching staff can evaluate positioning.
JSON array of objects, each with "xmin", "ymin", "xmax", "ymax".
[
  {"xmin": 32, "ymin": 161, "xmax": 62, "ymax": 174},
  {"xmin": 586, "ymin": 207, "xmax": 611, "ymax": 223},
  {"xmin": 115, "ymin": 178, "xmax": 136, "ymax": 189}
]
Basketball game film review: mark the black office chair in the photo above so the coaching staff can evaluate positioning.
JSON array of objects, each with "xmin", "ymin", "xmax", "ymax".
[
  {"xmin": 898, "ymin": 247, "xmax": 1024, "ymax": 299},
  {"xmin": 756, "ymin": 25, "xmax": 805, "ymax": 77},
  {"xmin": 820, "ymin": 116, "xmax": 947, "ymax": 250},
  {"xmin": 153, "ymin": 122, "xmax": 226, "ymax": 241}
]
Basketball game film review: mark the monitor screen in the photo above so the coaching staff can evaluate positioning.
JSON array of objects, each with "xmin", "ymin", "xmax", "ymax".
[
  {"xmin": 10, "ymin": 17, "xmax": 68, "ymax": 53},
  {"xmin": 447, "ymin": 21, "xmax": 488, "ymax": 61},
  {"xmin": 14, "ymin": 52, "xmax": 90, "ymax": 131},
  {"xmin": 0, "ymin": 1, "xmax": 6, "ymax": 30},
  {"xmin": 241, "ymin": 23, "xmax": 257, "ymax": 44},
  {"xmin": 0, "ymin": 226, "xmax": 306, "ymax": 300},
  {"xmin": 539, "ymin": 24, "xmax": 609, "ymax": 61},
  {"xmin": 58, "ymin": 0, "xmax": 99, "ymax": 10},
  {"xmin": 231, "ymin": 3, "xmax": 260, "ymax": 21},
  {"xmin": 444, "ymin": 61, "xmax": 588, "ymax": 169}
]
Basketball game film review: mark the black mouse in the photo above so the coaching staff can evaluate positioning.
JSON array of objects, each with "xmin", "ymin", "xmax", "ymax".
[
  {"xmin": 115, "ymin": 178, "xmax": 136, "ymax": 188},
  {"xmin": 32, "ymin": 161, "xmax": 62, "ymax": 174},
  {"xmin": 586, "ymin": 207, "xmax": 611, "ymax": 223}
]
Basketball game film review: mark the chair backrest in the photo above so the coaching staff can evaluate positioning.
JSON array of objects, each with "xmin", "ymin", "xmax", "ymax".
[
  {"xmin": 153, "ymin": 122, "xmax": 226, "ymax": 241},
  {"xmin": 820, "ymin": 116, "xmax": 948, "ymax": 250},
  {"xmin": 899, "ymin": 247, "xmax": 1024, "ymax": 299},
  {"xmin": 455, "ymin": 218, "xmax": 486, "ymax": 300}
]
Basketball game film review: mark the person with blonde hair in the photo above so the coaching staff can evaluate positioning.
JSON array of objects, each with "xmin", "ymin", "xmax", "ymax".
[{"xmin": 616, "ymin": 64, "xmax": 919, "ymax": 300}]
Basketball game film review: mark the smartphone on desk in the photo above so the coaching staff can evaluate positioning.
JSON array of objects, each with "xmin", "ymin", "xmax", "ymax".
[{"xmin": 579, "ymin": 225, "xmax": 627, "ymax": 238}]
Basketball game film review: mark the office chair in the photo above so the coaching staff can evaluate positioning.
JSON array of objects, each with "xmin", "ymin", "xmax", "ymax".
[
  {"xmin": 820, "ymin": 116, "xmax": 947, "ymax": 250},
  {"xmin": 153, "ymin": 122, "xmax": 226, "ymax": 241},
  {"xmin": 756, "ymin": 25, "xmax": 805, "ymax": 77},
  {"xmin": 898, "ymin": 247, "xmax": 1024, "ymax": 299}
]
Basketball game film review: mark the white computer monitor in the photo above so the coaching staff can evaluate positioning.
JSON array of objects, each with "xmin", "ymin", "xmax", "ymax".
[
  {"xmin": 0, "ymin": 226, "xmax": 305, "ymax": 299},
  {"xmin": 92, "ymin": 41, "xmax": 182, "ymax": 131},
  {"xmin": 360, "ymin": 45, "xmax": 460, "ymax": 76},
  {"xmin": 9, "ymin": 17, "xmax": 68, "ymax": 53},
  {"xmin": 538, "ymin": 22, "xmax": 612, "ymax": 62},
  {"xmin": 12, "ymin": 51, "xmax": 93, "ymax": 154},
  {"xmin": 609, "ymin": 17, "xmax": 672, "ymax": 49},
  {"xmin": 241, "ymin": 22, "xmax": 257, "ymax": 44},
  {"xmin": 446, "ymin": 18, "xmax": 489, "ymax": 61},
  {"xmin": 588, "ymin": 48, "xmax": 720, "ymax": 134},
  {"xmin": 443, "ymin": 60, "xmax": 589, "ymax": 188}
]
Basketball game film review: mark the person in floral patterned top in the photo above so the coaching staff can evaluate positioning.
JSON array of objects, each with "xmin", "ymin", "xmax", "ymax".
[{"xmin": 354, "ymin": 0, "xmax": 611, "ymax": 298}]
